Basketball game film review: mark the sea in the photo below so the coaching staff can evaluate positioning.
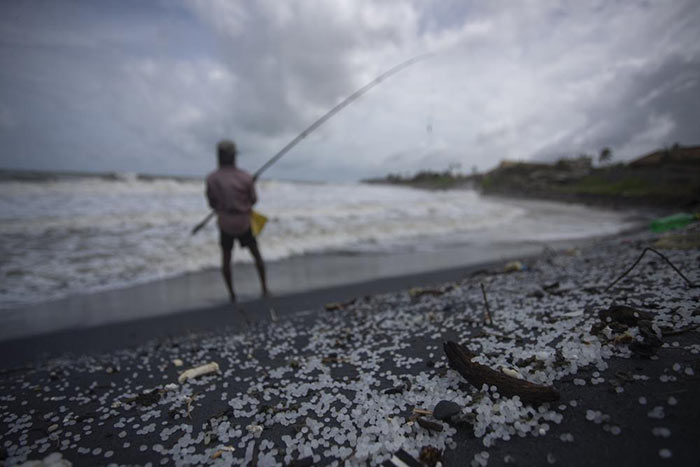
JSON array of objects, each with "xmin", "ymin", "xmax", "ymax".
[{"xmin": 0, "ymin": 171, "xmax": 641, "ymax": 310}]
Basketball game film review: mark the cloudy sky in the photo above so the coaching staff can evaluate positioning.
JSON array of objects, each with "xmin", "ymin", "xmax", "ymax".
[{"xmin": 1, "ymin": 0, "xmax": 699, "ymax": 181}]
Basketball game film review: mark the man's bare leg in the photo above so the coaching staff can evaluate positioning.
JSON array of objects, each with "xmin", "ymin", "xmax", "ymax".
[
  {"xmin": 221, "ymin": 247, "xmax": 236, "ymax": 303},
  {"xmin": 248, "ymin": 243, "xmax": 269, "ymax": 297}
]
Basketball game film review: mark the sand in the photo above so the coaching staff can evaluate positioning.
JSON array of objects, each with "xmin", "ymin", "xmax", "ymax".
[{"xmin": 0, "ymin": 225, "xmax": 698, "ymax": 466}]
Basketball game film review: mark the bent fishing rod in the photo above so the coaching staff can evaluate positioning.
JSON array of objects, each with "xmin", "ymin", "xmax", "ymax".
[{"xmin": 192, "ymin": 53, "xmax": 430, "ymax": 235}]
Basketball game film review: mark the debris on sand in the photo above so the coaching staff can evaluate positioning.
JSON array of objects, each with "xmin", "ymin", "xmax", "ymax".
[
  {"xmin": 1, "ymin": 226, "xmax": 698, "ymax": 466},
  {"xmin": 419, "ymin": 445, "xmax": 442, "ymax": 467},
  {"xmin": 177, "ymin": 362, "xmax": 220, "ymax": 384},
  {"xmin": 324, "ymin": 298, "xmax": 357, "ymax": 311},
  {"xmin": 503, "ymin": 261, "xmax": 524, "ymax": 273},
  {"xmin": 122, "ymin": 389, "xmax": 161, "ymax": 407},
  {"xmin": 409, "ymin": 285, "xmax": 453, "ymax": 299},
  {"xmin": 591, "ymin": 305, "xmax": 663, "ymax": 357},
  {"xmin": 444, "ymin": 341, "xmax": 560, "ymax": 404}
]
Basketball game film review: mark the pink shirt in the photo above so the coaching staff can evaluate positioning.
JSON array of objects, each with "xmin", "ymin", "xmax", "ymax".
[{"xmin": 206, "ymin": 167, "xmax": 257, "ymax": 235}]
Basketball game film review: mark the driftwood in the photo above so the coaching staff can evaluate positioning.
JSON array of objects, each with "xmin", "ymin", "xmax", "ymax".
[
  {"xmin": 324, "ymin": 298, "xmax": 357, "ymax": 311},
  {"xmin": 605, "ymin": 247, "xmax": 696, "ymax": 292},
  {"xmin": 443, "ymin": 341, "xmax": 559, "ymax": 405},
  {"xmin": 409, "ymin": 285, "xmax": 453, "ymax": 299},
  {"xmin": 178, "ymin": 362, "xmax": 220, "ymax": 384},
  {"xmin": 416, "ymin": 417, "xmax": 444, "ymax": 432}
]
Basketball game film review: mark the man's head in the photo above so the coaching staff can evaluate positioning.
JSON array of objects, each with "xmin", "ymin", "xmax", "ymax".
[{"xmin": 217, "ymin": 140, "xmax": 237, "ymax": 167}]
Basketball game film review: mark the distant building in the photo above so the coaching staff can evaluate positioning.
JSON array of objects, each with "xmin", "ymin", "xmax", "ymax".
[
  {"xmin": 497, "ymin": 160, "xmax": 551, "ymax": 170},
  {"xmin": 554, "ymin": 155, "xmax": 593, "ymax": 172},
  {"xmin": 629, "ymin": 145, "xmax": 700, "ymax": 169}
]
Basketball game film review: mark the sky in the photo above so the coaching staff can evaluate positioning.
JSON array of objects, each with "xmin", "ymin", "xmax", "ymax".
[{"xmin": 0, "ymin": 0, "xmax": 699, "ymax": 181}]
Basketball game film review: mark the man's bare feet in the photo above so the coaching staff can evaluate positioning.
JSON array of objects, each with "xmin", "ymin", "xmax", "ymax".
[
  {"xmin": 232, "ymin": 303, "xmax": 251, "ymax": 326},
  {"xmin": 268, "ymin": 306, "xmax": 278, "ymax": 322}
]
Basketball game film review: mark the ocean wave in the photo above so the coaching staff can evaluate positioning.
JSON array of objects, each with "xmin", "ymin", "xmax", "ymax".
[{"xmin": 0, "ymin": 178, "xmax": 635, "ymax": 308}]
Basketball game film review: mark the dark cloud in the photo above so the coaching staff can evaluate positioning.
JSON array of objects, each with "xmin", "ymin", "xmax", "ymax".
[
  {"xmin": 0, "ymin": 0, "xmax": 699, "ymax": 180},
  {"xmin": 531, "ymin": 55, "xmax": 700, "ymax": 162}
]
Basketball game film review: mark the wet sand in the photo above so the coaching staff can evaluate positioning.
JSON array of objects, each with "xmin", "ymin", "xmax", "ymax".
[
  {"xmin": 1, "ymin": 236, "xmax": 594, "ymax": 342},
  {"xmin": 0, "ymin": 225, "xmax": 698, "ymax": 466}
]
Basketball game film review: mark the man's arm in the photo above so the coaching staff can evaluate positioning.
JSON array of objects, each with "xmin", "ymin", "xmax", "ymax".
[
  {"xmin": 249, "ymin": 177, "xmax": 258, "ymax": 206},
  {"xmin": 206, "ymin": 179, "xmax": 219, "ymax": 210}
]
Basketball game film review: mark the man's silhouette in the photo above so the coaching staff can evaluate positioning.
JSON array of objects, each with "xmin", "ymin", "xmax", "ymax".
[{"xmin": 206, "ymin": 140, "xmax": 268, "ymax": 302}]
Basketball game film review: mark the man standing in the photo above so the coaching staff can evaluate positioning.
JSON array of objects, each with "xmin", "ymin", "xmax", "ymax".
[{"xmin": 206, "ymin": 140, "xmax": 268, "ymax": 303}]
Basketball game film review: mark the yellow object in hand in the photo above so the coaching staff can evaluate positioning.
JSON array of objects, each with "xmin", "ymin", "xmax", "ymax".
[{"xmin": 251, "ymin": 210, "xmax": 268, "ymax": 236}]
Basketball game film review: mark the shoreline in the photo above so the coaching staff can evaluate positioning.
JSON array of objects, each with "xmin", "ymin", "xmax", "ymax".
[
  {"xmin": 0, "ymin": 257, "xmax": 504, "ymax": 368},
  {"xmin": 0, "ymin": 224, "xmax": 698, "ymax": 466},
  {"xmin": 0, "ymin": 222, "xmax": 648, "ymax": 343}
]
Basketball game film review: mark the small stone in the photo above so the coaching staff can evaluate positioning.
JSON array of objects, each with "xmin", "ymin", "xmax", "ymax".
[
  {"xmin": 659, "ymin": 448, "xmax": 672, "ymax": 459},
  {"xmin": 527, "ymin": 288, "xmax": 545, "ymax": 299},
  {"xmin": 433, "ymin": 400, "xmax": 461, "ymax": 421}
]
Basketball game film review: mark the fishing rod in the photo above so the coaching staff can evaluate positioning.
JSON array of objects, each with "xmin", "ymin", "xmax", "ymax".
[{"xmin": 192, "ymin": 53, "xmax": 431, "ymax": 235}]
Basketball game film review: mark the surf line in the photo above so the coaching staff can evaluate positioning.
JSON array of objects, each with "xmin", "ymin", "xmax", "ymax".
[{"xmin": 191, "ymin": 53, "xmax": 432, "ymax": 235}]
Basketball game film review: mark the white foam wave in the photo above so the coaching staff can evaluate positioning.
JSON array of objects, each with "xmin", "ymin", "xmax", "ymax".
[{"xmin": 0, "ymin": 177, "xmax": 635, "ymax": 308}]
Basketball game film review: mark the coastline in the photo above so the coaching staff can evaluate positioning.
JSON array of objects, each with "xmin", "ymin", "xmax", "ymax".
[{"xmin": 0, "ymin": 221, "xmax": 647, "ymax": 343}]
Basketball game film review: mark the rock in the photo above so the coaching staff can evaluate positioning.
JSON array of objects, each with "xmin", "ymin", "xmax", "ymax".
[
  {"xmin": 599, "ymin": 305, "xmax": 653, "ymax": 326},
  {"xmin": 433, "ymin": 400, "xmax": 461, "ymax": 420},
  {"xmin": 527, "ymin": 288, "xmax": 545, "ymax": 299}
]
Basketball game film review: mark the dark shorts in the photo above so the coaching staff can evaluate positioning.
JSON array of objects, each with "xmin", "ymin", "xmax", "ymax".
[{"xmin": 220, "ymin": 228, "xmax": 257, "ymax": 251}]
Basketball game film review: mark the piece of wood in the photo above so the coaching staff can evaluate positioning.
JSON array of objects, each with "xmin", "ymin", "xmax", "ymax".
[
  {"xmin": 416, "ymin": 417, "xmax": 443, "ymax": 432},
  {"xmin": 443, "ymin": 341, "xmax": 559, "ymax": 405},
  {"xmin": 178, "ymin": 362, "xmax": 220, "ymax": 384},
  {"xmin": 480, "ymin": 283, "xmax": 493, "ymax": 325}
]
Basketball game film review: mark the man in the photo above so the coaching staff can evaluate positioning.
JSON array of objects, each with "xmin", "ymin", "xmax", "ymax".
[{"xmin": 206, "ymin": 140, "xmax": 268, "ymax": 303}]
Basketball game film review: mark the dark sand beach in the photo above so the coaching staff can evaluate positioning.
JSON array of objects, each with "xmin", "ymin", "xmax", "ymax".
[{"xmin": 1, "ymin": 224, "xmax": 698, "ymax": 466}]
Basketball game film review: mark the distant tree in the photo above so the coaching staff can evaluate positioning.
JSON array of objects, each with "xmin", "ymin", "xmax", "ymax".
[
  {"xmin": 447, "ymin": 162, "xmax": 462, "ymax": 174},
  {"xmin": 599, "ymin": 147, "xmax": 613, "ymax": 164}
]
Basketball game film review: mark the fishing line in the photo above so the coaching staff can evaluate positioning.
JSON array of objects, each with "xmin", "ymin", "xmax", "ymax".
[{"xmin": 192, "ymin": 53, "xmax": 432, "ymax": 235}]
